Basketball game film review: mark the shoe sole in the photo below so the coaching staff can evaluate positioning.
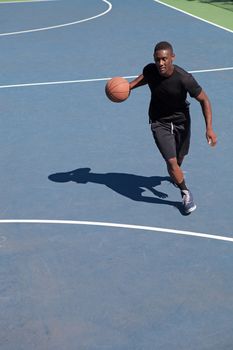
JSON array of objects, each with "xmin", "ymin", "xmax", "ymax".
[{"xmin": 185, "ymin": 204, "xmax": 197, "ymax": 214}]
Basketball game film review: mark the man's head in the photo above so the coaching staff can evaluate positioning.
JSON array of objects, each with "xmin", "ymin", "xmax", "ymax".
[{"xmin": 153, "ymin": 41, "xmax": 175, "ymax": 77}]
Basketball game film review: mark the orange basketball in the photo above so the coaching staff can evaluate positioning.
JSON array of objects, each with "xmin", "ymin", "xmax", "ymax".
[{"xmin": 105, "ymin": 77, "xmax": 130, "ymax": 103}]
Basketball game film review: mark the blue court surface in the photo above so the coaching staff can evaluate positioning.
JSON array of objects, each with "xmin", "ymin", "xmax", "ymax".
[{"xmin": 0, "ymin": 1, "xmax": 233, "ymax": 349}]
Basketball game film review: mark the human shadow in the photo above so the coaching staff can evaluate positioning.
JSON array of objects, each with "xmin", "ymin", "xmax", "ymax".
[{"xmin": 48, "ymin": 167, "xmax": 186, "ymax": 214}]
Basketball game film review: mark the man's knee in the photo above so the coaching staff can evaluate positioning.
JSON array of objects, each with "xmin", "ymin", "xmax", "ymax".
[{"xmin": 166, "ymin": 157, "xmax": 178, "ymax": 170}]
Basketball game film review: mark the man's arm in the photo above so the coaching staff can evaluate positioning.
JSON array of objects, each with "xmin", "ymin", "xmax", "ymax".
[
  {"xmin": 195, "ymin": 90, "xmax": 217, "ymax": 147},
  {"xmin": 129, "ymin": 74, "xmax": 147, "ymax": 90}
]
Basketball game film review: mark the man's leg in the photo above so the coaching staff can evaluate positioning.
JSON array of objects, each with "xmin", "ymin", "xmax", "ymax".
[
  {"xmin": 166, "ymin": 157, "xmax": 196, "ymax": 213},
  {"xmin": 151, "ymin": 121, "xmax": 196, "ymax": 213},
  {"xmin": 177, "ymin": 156, "xmax": 184, "ymax": 167},
  {"xmin": 166, "ymin": 157, "xmax": 187, "ymax": 190}
]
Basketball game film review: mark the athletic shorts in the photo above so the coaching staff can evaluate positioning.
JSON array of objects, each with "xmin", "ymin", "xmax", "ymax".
[{"xmin": 151, "ymin": 119, "xmax": 191, "ymax": 161}]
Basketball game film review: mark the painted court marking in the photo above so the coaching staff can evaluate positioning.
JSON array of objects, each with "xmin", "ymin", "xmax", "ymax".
[
  {"xmin": 0, "ymin": 219, "xmax": 232, "ymax": 244},
  {"xmin": 154, "ymin": 0, "xmax": 233, "ymax": 34},
  {"xmin": 0, "ymin": 3, "xmax": 231, "ymax": 247},
  {"xmin": 0, "ymin": 66, "xmax": 232, "ymax": 89},
  {"xmin": 0, "ymin": 0, "xmax": 112, "ymax": 36}
]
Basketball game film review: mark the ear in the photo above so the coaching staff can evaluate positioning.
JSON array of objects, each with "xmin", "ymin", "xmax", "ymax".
[{"xmin": 171, "ymin": 53, "xmax": 176, "ymax": 62}]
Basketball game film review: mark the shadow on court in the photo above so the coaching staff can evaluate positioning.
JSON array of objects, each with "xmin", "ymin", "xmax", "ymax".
[{"xmin": 49, "ymin": 168, "xmax": 186, "ymax": 214}]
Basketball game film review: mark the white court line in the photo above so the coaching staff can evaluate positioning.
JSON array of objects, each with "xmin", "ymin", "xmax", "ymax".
[
  {"xmin": 188, "ymin": 67, "xmax": 233, "ymax": 74},
  {"xmin": 0, "ymin": 219, "xmax": 232, "ymax": 243},
  {"xmin": 0, "ymin": 66, "xmax": 232, "ymax": 89},
  {"xmin": 0, "ymin": 0, "xmax": 112, "ymax": 36},
  {"xmin": 153, "ymin": 0, "xmax": 233, "ymax": 34}
]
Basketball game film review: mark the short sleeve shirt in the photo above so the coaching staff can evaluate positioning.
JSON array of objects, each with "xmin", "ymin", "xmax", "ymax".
[{"xmin": 143, "ymin": 63, "xmax": 202, "ymax": 122}]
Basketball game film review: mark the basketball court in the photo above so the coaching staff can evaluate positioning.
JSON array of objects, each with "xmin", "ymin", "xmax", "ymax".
[{"xmin": 0, "ymin": 1, "xmax": 233, "ymax": 349}]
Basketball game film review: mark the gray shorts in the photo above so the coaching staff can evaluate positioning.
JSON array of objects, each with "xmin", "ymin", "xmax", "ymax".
[{"xmin": 151, "ymin": 119, "xmax": 191, "ymax": 161}]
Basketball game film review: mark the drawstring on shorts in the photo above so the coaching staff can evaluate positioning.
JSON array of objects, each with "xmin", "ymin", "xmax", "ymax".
[{"xmin": 171, "ymin": 122, "xmax": 174, "ymax": 134}]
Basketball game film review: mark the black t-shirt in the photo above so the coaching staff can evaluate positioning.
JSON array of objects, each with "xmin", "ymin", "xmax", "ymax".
[{"xmin": 143, "ymin": 63, "xmax": 202, "ymax": 123}]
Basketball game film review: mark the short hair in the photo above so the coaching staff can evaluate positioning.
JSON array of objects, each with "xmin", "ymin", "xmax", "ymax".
[{"xmin": 154, "ymin": 41, "xmax": 173, "ymax": 54}]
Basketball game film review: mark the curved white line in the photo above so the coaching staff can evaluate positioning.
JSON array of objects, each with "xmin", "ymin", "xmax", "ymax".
[
  {"xmin": 0, "ymin": 66, "xmax": 232, "ymax": 89},
  {"xmin": 0, "ymin": 0, "xmax": 112, "ymax": 36},
  {"xmin": 0, "ymin": 219, "xmax": 232, "ymax": 243}
]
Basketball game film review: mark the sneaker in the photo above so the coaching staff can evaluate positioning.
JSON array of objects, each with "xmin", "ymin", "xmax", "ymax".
[{"xmin": 181, "ymin": 190, "xmax": 197, "ymax": 213}]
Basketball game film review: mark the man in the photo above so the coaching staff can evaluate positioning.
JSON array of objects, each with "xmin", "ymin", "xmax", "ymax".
[{"xmin": 129, "ymin": 41, "xmax": 217, "ymax": 214}]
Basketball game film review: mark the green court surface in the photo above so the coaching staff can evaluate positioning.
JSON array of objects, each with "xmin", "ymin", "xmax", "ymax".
[
  {"xmin": 202, "ymin": 0, "xmax": 233, "ymax": 12},
  {"xmin": 159, "ymin": 0, "xmax": 233, "ymax": 31}
]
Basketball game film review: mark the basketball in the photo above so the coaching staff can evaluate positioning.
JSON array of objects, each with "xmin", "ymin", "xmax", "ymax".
[{"xmin": 105, "ymin": 77, "xmax": 130, "ymax": 103}]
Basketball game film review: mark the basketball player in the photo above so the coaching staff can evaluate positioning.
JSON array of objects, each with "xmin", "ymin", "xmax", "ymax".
[{"xmin": 129, "ymin": 41, "xmax": 217, "ymax": 214}]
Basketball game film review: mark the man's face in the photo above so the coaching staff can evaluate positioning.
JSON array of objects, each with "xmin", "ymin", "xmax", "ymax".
[{"xmin": 154, "ymin": 49, "xmax": 175, "ymax": 77}]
